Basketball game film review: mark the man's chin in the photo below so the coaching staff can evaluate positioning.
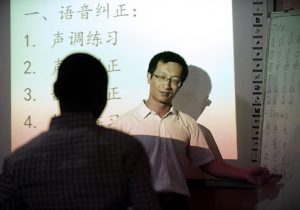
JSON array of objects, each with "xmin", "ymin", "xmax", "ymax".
[{"xmin": 158, "ymin": 99, "xmax": 172, "ymax": 106}]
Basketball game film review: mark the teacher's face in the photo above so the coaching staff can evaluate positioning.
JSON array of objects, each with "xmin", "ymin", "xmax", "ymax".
[{"xmin": 147, "ymin": 61, "xmax": 182, "ymax": 105}]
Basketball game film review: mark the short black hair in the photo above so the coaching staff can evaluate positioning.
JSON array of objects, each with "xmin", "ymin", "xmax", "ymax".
[
  {"xmin": 54, "ymin": 53, "xmax": 108, "ymax": 119},
  {"xmin": 147, "ymin": 51, "xmax": 188, "ymax": 87}
]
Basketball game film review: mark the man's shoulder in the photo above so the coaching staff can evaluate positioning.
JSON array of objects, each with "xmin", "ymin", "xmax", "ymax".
[
  {"xmin": 176, "ymin": 110, "xmax": 198, "ymax": 123},
  {"xmin": 3, "ymin": 132, "xmax": 47, "ymax": 164},
  {"xmin": 173, "ymin": 110, "xmax": 202, "ymax": 134},
  {"xmin": 111, "ymin": 104, "xmax": 143, "ymax": 125},
  {"xmin": 120, "ymin": 103, "xmax": 142, "ymax": 118}
]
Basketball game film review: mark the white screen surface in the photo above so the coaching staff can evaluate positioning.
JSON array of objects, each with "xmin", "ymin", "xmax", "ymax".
[{"xmin": 11, "ymin": 0, "xmax": 237, "ymax": 159}]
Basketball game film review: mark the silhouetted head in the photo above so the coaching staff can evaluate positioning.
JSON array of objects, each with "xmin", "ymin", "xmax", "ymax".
[
  {"xmin": 147, "ymin": 51, "xmax": 188, "ymax": 88},
  {"xmin": 173, "ymin": 65, "xmax": 212, "ymax": 120},
  {"xmin": 54, "ymin": 53, "xmax": 108, "ymax": 120}
]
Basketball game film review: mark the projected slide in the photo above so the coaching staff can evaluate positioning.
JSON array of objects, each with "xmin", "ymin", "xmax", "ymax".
[{"xmin": 11, "ymin": 0, "xmax": 237, "ymax": 159}]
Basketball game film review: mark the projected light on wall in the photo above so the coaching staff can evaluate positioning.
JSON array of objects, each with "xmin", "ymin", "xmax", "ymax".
[{"xmin": 11, "ymin": 0, "xmax": 237, "ymax": 159}]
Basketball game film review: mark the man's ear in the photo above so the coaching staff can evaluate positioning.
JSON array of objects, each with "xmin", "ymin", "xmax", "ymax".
[
  {"xmin": 147, "ymin": 73, "xmax": 151, "ymax": 84},
  {"xmin": 53, "ymin": 81, "xmax": 60, "ymax": 99}
]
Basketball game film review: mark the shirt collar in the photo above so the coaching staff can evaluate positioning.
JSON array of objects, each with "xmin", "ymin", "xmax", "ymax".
[{"xmin": 138, "ymin": 100, "xmax": 179, "ymax": 119}]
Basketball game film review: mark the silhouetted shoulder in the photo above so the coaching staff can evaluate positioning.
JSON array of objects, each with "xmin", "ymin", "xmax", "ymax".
[{"xmin": 3, "ymin": 131, "xmax": 49, "ymax": 162}]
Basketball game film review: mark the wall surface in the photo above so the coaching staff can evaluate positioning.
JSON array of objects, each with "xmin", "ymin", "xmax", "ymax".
[{"xmin": 0, "ymin": 0, "xmax": 10, "ymax": 173}]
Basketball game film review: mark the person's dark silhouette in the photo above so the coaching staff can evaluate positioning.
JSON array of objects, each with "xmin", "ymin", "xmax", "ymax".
[{"xmin": 0, "ymin": 53, "xmax": 161, "ymax": 210}]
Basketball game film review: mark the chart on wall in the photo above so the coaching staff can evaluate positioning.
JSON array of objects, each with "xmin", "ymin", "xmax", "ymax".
[
  {"xmin": 11, "ymin": 0, "xmax": 237, "ymax": 159},
  {"xmin": 258, "ymin": 11, "xmax": 300, "ymax": 210}
]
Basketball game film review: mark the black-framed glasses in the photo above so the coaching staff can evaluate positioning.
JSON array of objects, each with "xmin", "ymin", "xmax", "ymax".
[{"xmin": 152, "ymin": 73, "xmax": 181, "ymax": 87}]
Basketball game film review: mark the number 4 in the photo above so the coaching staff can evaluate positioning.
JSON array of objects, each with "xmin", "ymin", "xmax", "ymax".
[{"xmin": 24, "ymin": 115, "xmax": 32, "ymax": 128}]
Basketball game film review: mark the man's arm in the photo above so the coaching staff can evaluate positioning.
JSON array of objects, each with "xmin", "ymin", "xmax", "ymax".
[{"xmin": 200, "ymin": 159, "xmax": 272, "ymax": 186}]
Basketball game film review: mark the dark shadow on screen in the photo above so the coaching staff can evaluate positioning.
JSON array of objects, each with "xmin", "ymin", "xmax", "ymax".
[
  {"xmin": 173, "ymin": 65, "xmax": 212, "ymax": 120},
  {"xmin": 173, "ymin": 65, "xmax": 222, "ymax": 160}
]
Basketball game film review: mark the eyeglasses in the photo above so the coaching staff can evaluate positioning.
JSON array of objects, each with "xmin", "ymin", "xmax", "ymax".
[{"xmin": 152, "ymin": 73, "xmax": 182, "ymax": 87}]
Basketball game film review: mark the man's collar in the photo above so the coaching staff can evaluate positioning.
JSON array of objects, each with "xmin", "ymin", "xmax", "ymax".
[{"xmin": 138, "ymin": 100, "xmax": 179, "ymax": 118}]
